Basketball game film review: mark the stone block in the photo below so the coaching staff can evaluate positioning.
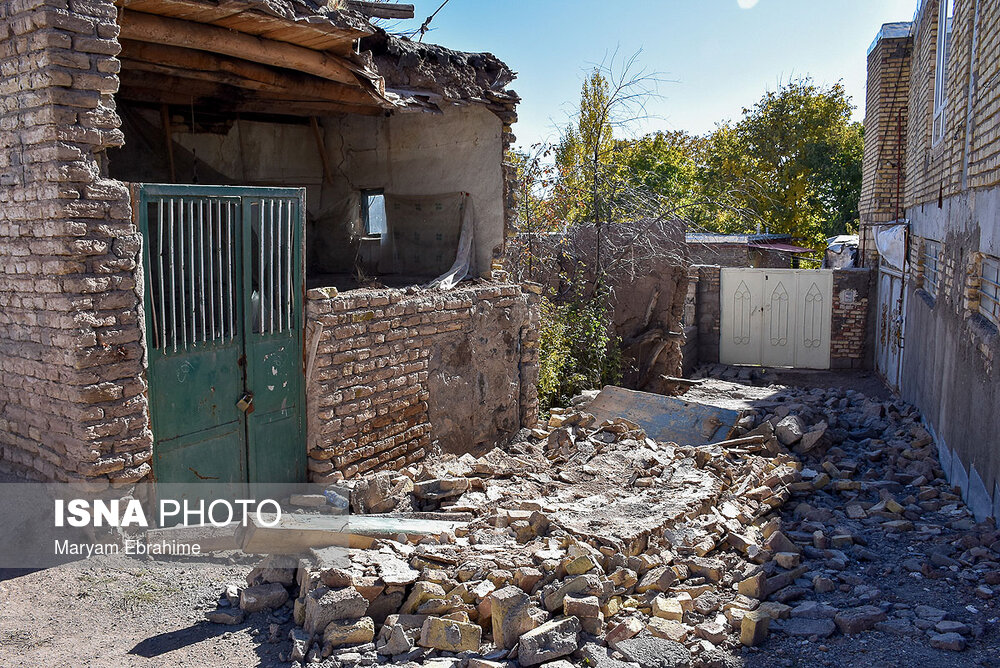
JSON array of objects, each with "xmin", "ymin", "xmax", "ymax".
[{"xmin": 517, "ymin": 616, "xmax": 580, "ymax": 666}]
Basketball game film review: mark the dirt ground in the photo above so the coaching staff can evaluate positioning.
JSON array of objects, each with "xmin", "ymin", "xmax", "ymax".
[
  {"xmin": 1, "ymin": 369, "xmax": 997, "ymax": 668},
  {"xmin": 0, "ymin": 556, "xmax": 293, "ymax": 667}
]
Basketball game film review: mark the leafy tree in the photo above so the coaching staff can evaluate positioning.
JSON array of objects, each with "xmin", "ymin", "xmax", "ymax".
[
  {"xmin": 695, "ymin": 78, "xmax": 863, "ymax": 248},
  {"xmin": 507, "ymin": 146, "xmax": 555, "ymax": 233},
  {"xmin": 552, "ymin": 70, "xmax": 618, "ymax": 225},
  {"xmin": 619, "ymin": 130, "xmax": 705, "ymax": 217}
]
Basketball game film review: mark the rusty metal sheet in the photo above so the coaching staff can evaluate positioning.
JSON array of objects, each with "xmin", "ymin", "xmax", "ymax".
[{"xmin": 585, "ymin": 385, "xmax": 740, "ymax": 445}]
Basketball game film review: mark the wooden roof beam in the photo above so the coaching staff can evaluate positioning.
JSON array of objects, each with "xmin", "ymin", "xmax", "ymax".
[
  {"xmin": 119, "ymin": 9, "xmax": 364, "ymax": 88},
  {"xmin": 120, "ymin": 40, "xmax": 382, "ymax": 108},
  {"xmin": 118, "ymin": 71, "xmax": 383, "ymax": 117},
  {"xmin": 345, "ymin": 1, "xmax": 415, "ymax": 19}
]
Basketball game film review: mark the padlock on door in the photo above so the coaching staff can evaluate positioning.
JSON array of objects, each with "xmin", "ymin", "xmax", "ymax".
[{"xmin": 236, "ymin": 392, "xmax": 255, "ymax": 415}]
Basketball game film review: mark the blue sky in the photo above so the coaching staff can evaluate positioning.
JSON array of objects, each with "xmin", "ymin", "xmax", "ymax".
[{"xmin": 394, "ymin": 0, "xmax": 918, "ymax": 149}]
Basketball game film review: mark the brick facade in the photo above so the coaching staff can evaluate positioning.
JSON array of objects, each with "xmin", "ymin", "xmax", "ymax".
[
  {"xmin": 304, "ymin": 283, "xmax": 539, "ymax": 481},
  {"xmin": 830, "ymin": 269, "xmax": 874, "ymax": 369},
  {"xmin": 0, "ymin": 0, "xmax": 153, "ymax": 487},
  {"xmin": 858, "ymin": 24, "xmax": 912, "ymax": 264}
]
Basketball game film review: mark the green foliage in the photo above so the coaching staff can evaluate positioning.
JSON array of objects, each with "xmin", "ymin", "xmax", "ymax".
[
  {"xmin": 508, "ymin": 147, "xmax": 556, "ymax": 232},
  {"xmin": 552, "ymin": 70, "xmax": 624, "ymax": 225},
  {"xmin": 619, "ymin": 130, "xmax": 706, "ymax": 216},
  {"xmin": 694, "ymin": 78, "xmax": 863, "ymax": 248},
  {"xmin": 536, "ymin": 286, "xmax": 621, "ymax": 413}
]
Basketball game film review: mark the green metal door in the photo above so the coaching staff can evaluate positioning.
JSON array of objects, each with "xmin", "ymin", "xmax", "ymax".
[{"xmin": 139, "ymin": 184, "xmax": 306, "ymax": 485}]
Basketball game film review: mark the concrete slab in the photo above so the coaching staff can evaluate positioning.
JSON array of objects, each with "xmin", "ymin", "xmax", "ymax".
[
  {"xmin": 242, "ymin": 514, "xmax": 467, "ymax": 553},
  {"xmin": 144, "ymin": 522, "xmax": 242, "ymax": 552},
  {"xmin": 951, "ymin": 452, "xmax": 969, "ymax": 500},
  {"xmin": 968, "ymin": 465, "xmax": 992, "ymax": 522},
  {"xmin": 586, "ymin": 385, "xmax": 740, "ymax": 445}
]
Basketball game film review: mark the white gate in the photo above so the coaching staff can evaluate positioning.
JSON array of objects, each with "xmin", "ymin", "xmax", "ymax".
[
  {"xmin": 875, "ymin": 265, "xmax": 906, "ymax": 390},
  {"xmin": 720, "ymin": 268, "xmax": 833, "ymax": 369}
]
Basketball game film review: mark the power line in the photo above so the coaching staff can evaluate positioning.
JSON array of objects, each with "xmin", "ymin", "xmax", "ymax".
[{"xmin": 417, "ymin": 0, "xmax": 451, "ymax": 42}]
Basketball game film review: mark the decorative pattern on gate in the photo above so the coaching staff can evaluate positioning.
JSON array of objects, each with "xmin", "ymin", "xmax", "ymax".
[
  {"xmin": 769, "ymin": 282, "xmax": 789, "ymax": 345},
  {"xmin": 733, "ymin": 281, "xmax": 753, "ymax": 345},
  {"xmin": 803, "ymin": 283, "xmax": 824, "ymax": 348}
]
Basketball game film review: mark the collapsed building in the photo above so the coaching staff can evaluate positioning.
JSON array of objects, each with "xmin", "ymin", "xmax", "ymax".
[
  {"xmin": 504, "ymin": 220, "xmax": 690, "ymax": 396},
  {"xmin": 0, "ymin": 0, "xmax": 539, "ymax": 486}
]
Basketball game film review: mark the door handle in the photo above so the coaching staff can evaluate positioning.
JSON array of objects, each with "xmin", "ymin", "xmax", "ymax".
[{"xmin": 237, "ymin": 392, "xmax": 255, "ymax": 415}]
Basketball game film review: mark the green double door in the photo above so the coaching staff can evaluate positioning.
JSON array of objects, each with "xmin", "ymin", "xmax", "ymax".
[{"xmin": 139, "ymin": 184, "xmax": 306, "ymax": 485}]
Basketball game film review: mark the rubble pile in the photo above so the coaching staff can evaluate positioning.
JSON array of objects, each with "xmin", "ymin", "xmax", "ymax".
[
  {"xmin": 207, "ymin": 402, "xmax": 807, "ymax": 667},
  {"xmin": 207, "ymin": 382, "xmax": 998, "ymax": 667},
  {"xmin": 726, "ymin": 384, "xmax": 999, "ymax": 662}
]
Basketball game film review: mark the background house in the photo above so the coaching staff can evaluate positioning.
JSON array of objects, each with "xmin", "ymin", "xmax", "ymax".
[{"xmin": 686, "ymin": 233, "xmax": 816, "ymax": 268}]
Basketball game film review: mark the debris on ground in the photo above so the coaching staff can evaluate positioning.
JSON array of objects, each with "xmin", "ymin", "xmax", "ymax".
[{"xmin": 202, "ymin": 377, "xmax": 1000, "ymax": 668}]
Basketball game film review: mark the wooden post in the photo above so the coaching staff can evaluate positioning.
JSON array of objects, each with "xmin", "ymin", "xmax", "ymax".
[
  {"xmin": 160, "ymin": 103, "xmax": 176, "ymax": 183},
  {"xmin": 310, "ymin": 117, "xmax": 334, "ymax": 185}
]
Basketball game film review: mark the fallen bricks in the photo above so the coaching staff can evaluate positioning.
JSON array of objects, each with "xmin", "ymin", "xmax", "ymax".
[{"xmin": 203, "ymin": 379, "xmax": 1000, "ymax": 666}]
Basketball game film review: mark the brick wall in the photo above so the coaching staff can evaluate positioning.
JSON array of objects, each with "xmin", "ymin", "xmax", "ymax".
[
  {"xmin": 688, "ymin": 243, "xmax": 795, "ymax": 268},
  {"xmin": 859, "ymin": 30, "xmax": 912, "ymax": 224},
  {"xmin": 861, "ymin": 0, "xmax": 1000, "ymax": 518},
  {"xmin": 0, "ymin": 0, "xmax": 152, "ymax": 486},
  {"xmin": 903, "ymin": 0, "xmax": 1000, "ymax": 207},
  {"xmin": 694, "ymin": 265, "xmax": 721, "ymax": 365},
  {"xmin": 830, "ymin": 269, "xmax": 874, "ymax": 369},
  {"xmin": 688, "ymin": 244, "xmax": 749, "ymax": 268},
  {"xmin": 304, "ymin": 282, "xmax": 539, "ymax": 481}
]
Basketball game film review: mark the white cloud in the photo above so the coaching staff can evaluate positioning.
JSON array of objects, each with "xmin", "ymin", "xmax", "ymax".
[{"xmin": 737, "ymin": 0, "xmax": 760, "ymax": 8}]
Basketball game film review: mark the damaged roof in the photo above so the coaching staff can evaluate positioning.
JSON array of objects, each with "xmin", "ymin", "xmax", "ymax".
[
  {"xmin": 362, "ymin": 28, "xmax": 519, "ymax": 108},
  {"xmin": 115, "ymin": 0, "xmax": 518, "ymax": 118}
]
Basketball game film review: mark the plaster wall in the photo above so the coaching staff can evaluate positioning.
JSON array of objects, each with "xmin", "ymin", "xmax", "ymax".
[
  {"xmin": 133, "ymin": 104, "xmax": 505, "ymax": 284},
  {"xmin": 902, "ymin": 187, "xmax": 1000, "ymax": 520},
  {"xmin": 313, "ymin": 105, "xmax": 504, "ymax": 280}
]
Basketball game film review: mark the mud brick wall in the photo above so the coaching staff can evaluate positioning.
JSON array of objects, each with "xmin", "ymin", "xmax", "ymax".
[
  {"xmin": 0, "ymin": 0, "xmax": 152, "ymax": 486},
  {"xmin": 830, "ymin": 269, "xmax": 874, "ymax": 370},
  {"xmin": 688, "ymin": 243, "xmax": 793, "ymax": 269},
  {"xmin": 305, "ymin": 283, "xmax": 539, "ymax": 481}
]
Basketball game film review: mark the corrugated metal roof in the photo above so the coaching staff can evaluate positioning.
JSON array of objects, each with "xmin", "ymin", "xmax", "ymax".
[
  {"xmin": 748, "ymin": 242, "xmax": 815, "ymax": 254},
  {"xmin": 686, "ymin": 233, "xmax": 792, "ymax": 244}
]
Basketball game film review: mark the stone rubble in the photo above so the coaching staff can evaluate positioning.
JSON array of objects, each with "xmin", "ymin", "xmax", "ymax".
[{"xmin": 203, "ymin": 376, "xmax": 999, "ymax": 667}]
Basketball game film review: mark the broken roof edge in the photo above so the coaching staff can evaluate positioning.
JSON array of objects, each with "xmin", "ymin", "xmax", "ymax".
[{"xmin": 361, "ymin": 27, "xmax": 519, "ymax": 113}]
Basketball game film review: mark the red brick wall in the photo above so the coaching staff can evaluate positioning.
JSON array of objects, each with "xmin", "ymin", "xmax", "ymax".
[{"xmin": 831, "ymin": 269, "xmax": 874, "ymax": 369}]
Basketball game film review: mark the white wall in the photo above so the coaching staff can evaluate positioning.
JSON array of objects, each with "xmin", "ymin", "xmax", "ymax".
[
  {"xmin": 166, "ymin": 103, "xmax": 505, "ymax": 281},
  {"xmin": 317, "ymin": 105, "xmax": 504, "ymax": 278}
]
